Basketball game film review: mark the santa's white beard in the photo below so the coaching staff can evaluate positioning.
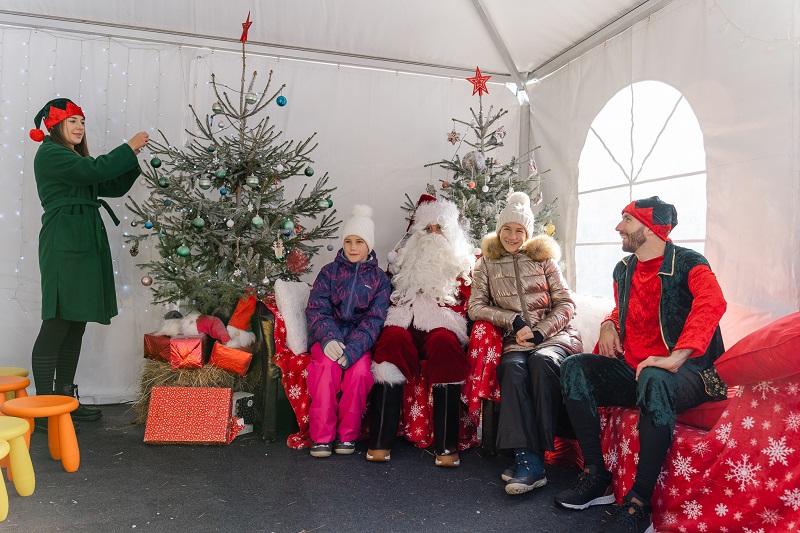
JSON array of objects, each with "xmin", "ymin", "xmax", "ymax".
[{"xmin": 390, "ymin": 232, "xmax": 472, "ymax": 306}]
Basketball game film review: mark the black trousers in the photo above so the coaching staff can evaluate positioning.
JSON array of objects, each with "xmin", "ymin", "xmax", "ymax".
[{"xmin": 495, "ymin": 345, "xmax": 570, "ymax": 453}]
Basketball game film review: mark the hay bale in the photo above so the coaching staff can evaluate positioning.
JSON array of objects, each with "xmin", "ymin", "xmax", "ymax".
[{"xmin": 133, "ymin": 359, "xmax": 263, "ymax": 425}]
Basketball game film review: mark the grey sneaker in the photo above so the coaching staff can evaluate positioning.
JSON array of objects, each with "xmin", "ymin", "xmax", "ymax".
[
  {"xmin": 333, "ymin": 440, "xmax": 356, "ymax": 455},
  {"xmin": 310, "ymin": 442, "xmax": 332, "ymax": 458},
  {"xmin": 505, "ymin": 471, "xmax": 548, "ymax": 495}
]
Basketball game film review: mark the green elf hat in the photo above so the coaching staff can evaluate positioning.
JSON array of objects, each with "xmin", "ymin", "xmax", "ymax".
[{"xmin": 29, "ymin": 98, "xmax": 84, "ymax": 142}]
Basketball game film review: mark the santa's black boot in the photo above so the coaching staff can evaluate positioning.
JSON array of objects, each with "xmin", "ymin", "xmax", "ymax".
[
  {"xmin": 366, "ymin": 383, "xmax": 403, "ymax": 462},
  {"xmin": 56, "ymin": 383, "xmax": 103, "ymax": 421},
  {"xmin": 433, "ymin": 383, "xmax": 461, "ymax": 467}
]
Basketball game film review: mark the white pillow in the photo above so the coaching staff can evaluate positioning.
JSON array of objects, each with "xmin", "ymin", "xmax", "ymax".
[
  {"xmin": 274, "ymin": 279, "xmax": 311, "ymax": 355},
  {"xmin": 571, "ymin": 293, "xmax": 615, "ymax": 353}
]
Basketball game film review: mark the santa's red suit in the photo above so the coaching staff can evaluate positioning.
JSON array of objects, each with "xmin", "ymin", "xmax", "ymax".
[{"xmin": 367, "ymin": 196, "xmax": 475, "ymax": 467}]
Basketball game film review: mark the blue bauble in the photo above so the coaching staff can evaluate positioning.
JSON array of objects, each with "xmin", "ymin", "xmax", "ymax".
[
  {"xmin": 276, "ymin": 95, "xmax": 287, "ymax": 107},
  {"xmin": 207, "ymin": 145, "xmax": 215, "ymax": 152},
  {"xmin": 144, "ymin": 221, "xmax": 153, "ymax": 229},
  {"xmin": 164, "ymin": 199, "xmax": 171, "ymax": 206},
  {"xmin": 220, "ymin": 188, "xmax": 228, "ymax": 195}
]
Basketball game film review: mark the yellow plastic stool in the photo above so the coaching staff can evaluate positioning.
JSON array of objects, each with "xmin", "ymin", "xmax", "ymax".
[
  {"xmin": 0, "ymin": 368, "xmax": 28, "ymax": 402},
  {"xmin": 0, "ymin": 439, "xmax": 9, "ymax": 521},
  {"xmin": 1, "ymin": 396, "xmax": 80, "ymax": 473},
  {"xmin": 0, "ymin": 417, "xmax": 34, "ymax": 497}
]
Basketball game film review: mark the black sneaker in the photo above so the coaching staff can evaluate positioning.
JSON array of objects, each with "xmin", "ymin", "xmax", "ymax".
[
  {"xmin": 554, "ymin": 466, "xmax": 615, "ymax": 510},
  {"xmin": 333, "ymin": 440, "xmax": 356, "ymax": 455},
  {"xmin": 602, "ymin": 494, "xmax": 654, "ymax": 533},
  {"xmin": 309, "ymin": 442, "xmax": 332, "ymax": 458},
  {"xmin": 505, "ymin": 471, "xmax": 547, "ymax": 495}
]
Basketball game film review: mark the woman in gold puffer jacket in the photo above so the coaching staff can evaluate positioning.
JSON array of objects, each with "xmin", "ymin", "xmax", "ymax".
[{"xmin": 469, "ymin": 192, "xmax": 582, "ymax": 495}]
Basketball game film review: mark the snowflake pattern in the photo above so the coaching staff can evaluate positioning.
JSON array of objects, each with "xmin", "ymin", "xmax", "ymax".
[
  {"xmin": 752, "ymin": 381, "xmax": 779, "ymax": 399},
  {"xmin": 288, "ymin": 384, "xmax": 302, "ymax": 400},
  {"xmin": 762, "ymin": 436, "xmax": 795, "ymax": 466},
  {"xmin": 661, "ymin": 511, "xmax": 677, "ymax": 524},
  {"xmin": 766, "ymin": 478, "xmax": 778, "ymax": 491},
  {"xmin": 408, "ymin": 402, "xmax": 423, "ymax": 420},
  {"xmin": 716, "ymin": 422, "xmax": 732, "ymax": 443},
  {"xmin": 757, "ymin": 507, "xmax": 781, "ymax": 526},
  {"xmin": 725, "ymin": 454, "xmax": 762, "ymax": 491},
  {"xmin": 673, "ymin": 452, "xmax": 699, "ymax": 481},
  {"xmin": 620, "ymin": 436, "xmax": 631, "ymax": 456},
  {"xmin": 781, "ymin": 488, "xmax": 800, "ymax": 511},
  {"xmin": 692, "ymin": 440, "xmax": 711, "ymax": 456},
  {"xmin": 786, "ymin": 383, "xmax": 799, "ymax": 395},
  {"xmin": 472, "ymin": 323, "xmax": 486, "ymax": 339},
  {"xmin": 682, "ymin": 499, "xmax": 702, "ymax": 520},
  {"xmin": 785, "ymin": 412, "xmax": 800, "ymax": 432},
  {"xmin": 716, "ymin": 503, "xmax": 729, "ymax": 516},
  {"xmin": 485, "ymin": 346, "xmax": 500, "ymax": 365},
  {"xmin": 742, "ymin": 416, "xmax": 755, "ymax": 429}
]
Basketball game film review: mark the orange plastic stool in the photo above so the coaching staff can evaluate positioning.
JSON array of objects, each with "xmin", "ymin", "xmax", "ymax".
[
  {"xmin": 1, "ymin": 396, "xmax": 80, "ymax": 473},
  {"xmin": 0, "ymin": 368, "xmax": 28, "ymax": 402},
  {"xmin": 0, "ymin": 376, "xmax": 30, "ymax": 409},
  {"xmin": 0, "ymin": 439, "xmax": 9, "ymax": 520},
  {"xmin": 0, "ymin": 417, "xmax": 34, "ymax": 496}
]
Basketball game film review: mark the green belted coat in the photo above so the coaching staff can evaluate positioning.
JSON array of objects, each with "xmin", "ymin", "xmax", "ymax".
[{"xmin": 34, "ymin": 136, "xmax": 141, "ymax": 324}]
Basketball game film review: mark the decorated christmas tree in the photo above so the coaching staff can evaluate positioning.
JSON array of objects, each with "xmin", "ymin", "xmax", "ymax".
[
  {"xmin": 415, "ymin": 67, "xmax": 557, "ymax": 245},
  {"xmin": 126, "ymin": 15, "xmax": 339, "ymax": 316}
]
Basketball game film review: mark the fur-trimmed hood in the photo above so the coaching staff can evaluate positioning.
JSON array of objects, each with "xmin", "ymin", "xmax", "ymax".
[{"xmin": 480, "ymin": 233, "xmax": 562, "ymax": 263}]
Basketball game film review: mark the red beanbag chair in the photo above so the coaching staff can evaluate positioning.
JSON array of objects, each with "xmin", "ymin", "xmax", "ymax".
[{"xmin": 714, "ymin": 311, "xmax": 800, "ymax": 385}]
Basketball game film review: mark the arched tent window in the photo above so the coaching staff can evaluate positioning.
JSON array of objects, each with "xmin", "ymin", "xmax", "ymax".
[{"xmin": 575, "ymin": 81, "xmax": 707, "ymax": 298}]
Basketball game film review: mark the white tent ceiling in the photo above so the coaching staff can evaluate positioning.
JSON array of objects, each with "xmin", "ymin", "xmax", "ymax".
[{"xmin": 0, "ymin": 0, "xmax": 672, "ymax": 85}]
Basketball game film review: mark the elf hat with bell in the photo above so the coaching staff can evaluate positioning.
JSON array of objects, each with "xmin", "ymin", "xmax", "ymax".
[{"xmin": 29, "ymin": 98, "xmax": 84, "ymax": 142}]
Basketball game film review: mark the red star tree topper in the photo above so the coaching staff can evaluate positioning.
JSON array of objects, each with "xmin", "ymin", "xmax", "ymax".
[
  {"xmin": 466, "ymin": 66, "xmax": 491, "ymax": 96},
  {"xmin": 240, "ymin": 11, "xmax": 253, "ymax": 43}
]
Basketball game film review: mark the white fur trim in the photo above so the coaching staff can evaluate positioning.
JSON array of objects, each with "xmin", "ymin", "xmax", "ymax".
[
  {"xmin": 384, "ymin": 295, "xmax": 468, "ymax": 346},
  {"xmin": 179, "ymin": 312, "xmax": 201, "ymax": 336},
  {"xmin": 372, "ymin": 361, "xmax": 407, "ymax": 385},
  {"xmin": 225, "ymin": 326, "xmax": 256, "ymax": 349},
  {"xmin": 154, "ymin": 318, "xmax": 183, "ymax": 337}
]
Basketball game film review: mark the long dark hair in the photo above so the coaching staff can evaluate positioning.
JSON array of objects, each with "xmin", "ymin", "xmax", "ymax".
[{"xmin": 49, "ymin": 120, "xmax": 90, "ymax": 157}]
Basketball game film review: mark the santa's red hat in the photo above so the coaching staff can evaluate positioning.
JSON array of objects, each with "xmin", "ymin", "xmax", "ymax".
[{"xmin": 405, "ymin": 194, "xmax": 437, "ymax": 232}]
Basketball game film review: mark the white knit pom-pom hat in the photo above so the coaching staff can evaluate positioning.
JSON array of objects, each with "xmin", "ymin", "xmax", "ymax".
[
  {"xmin": 341, "ymin": 204, "xmax": 375, "ymax": 251},
  {"xmin": 496, "ymin": 191, "xmax": 535, "ymax": 237}
]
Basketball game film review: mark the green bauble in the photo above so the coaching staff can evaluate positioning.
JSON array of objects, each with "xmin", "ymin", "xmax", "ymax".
[
  {"xmin": 150, "ymin": 157, "xmax": 162, "ymax": 168},
  {"xmin": 212, "ymin": 102, "xmax": 223, "ymax": 114},
  {"xmin": 318, "ymin": 199, "xmax": 330, "ymax": 209},
  {"xmin": 326, "ymin": 199, "xmax": 333, "ymax": 208},
  {"xmin": 177, "ymin": 245, "xmax": 191, "ymax": 257},
  {"xmin": 215, "ymin": 169, "xmax": 227, "ymax": 179},
  {"xmin": 245, "ymin": 92, "xmax": 258, "ymax": 104},
  {"xmin": 251, "ymin": 216, "xmax": 264, "ymax": 229},
  {"xmin": 198, "ymin": 177, "xmax": 212, "ymax": 190},
  {"xmin": 246, "ymin": 174, "xmax": 259, "ymax": 188},
  {"xmin": 304, "ymin": 166, "xmax": 314, "ymax": 177},
  {"xmin": 192, "ymin": 217, "xmax": 205, "ymax": 228},
  {"xmin": 157, "ymin": 177, "xmax": 170, "ymax": 188},
  {"xmin": 282, "ymin": 220, "xmax": 294, "ymax": 230}
]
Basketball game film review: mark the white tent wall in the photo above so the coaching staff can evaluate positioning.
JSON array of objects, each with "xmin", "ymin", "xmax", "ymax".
[
  {"xmin": 530, "ymin": 0, "xmax": 800, "ymax": 346},
  {"xmin": 0, "ymin": 26, "xmax": 520, "ymax": 401}
]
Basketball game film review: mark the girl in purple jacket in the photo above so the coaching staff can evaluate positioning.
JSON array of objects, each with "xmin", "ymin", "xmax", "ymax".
[{"xmin": 305, "ymin": 205, "xmax": 391, "ymax": 457}]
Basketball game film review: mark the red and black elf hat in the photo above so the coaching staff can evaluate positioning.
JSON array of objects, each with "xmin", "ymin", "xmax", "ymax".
[
  {"xmin": 29, "ymin": 98, "xmax": 85, "ymax": 142},
  {"xmin": 621, "ymin": 196, "xmax": 678, "ymax": 241}
]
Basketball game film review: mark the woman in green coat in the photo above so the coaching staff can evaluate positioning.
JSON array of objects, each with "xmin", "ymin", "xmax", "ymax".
[{"xmin": 29, "ymin": 98, "xmax": 148, "ymax": 422}]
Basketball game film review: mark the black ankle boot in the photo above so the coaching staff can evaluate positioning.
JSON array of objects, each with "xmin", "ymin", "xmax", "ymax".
[
  {"xmin": 432, "ymin": 383, "xmax": 461, "ymax": 466},
  {"xmin": 366, "ymin": 383, "xmax": 403, "ymax": 461},
  {"xmin": 56, "ymin": 383, "xmax": 102, "ymax": 421}
]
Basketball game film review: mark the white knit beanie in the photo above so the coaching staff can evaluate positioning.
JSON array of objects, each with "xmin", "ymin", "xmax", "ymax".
[
  {"xmin": 341, "ymin": 205, "xmax": 375, "ymax": 251},
  {"xmin": 496, "ymin": 192, "xmax": 535, "ymax": 237}
]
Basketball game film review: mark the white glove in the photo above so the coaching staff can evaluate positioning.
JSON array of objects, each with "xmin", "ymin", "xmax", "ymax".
[{"xmin": 323, "ymin": 341, "xmax": 345, "ymax": 362}]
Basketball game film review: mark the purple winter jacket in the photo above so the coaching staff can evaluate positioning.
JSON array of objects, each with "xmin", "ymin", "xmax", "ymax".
[{"xmin": 305, "ymin": 249, "xmax": 391, "ymax": 368}]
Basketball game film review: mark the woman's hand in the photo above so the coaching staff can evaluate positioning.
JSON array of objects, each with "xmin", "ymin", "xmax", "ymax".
[
  {"xmin": 127, "ymin": 131, "xmax": 150, "ymax": 154},
  {"xmin": 515, "ymin": 326, "xmax": 536, "ymax": 348}
]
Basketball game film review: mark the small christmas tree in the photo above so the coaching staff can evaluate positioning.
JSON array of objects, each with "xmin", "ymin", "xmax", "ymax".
[
  {"xmin": 126, "ymin": 17, "xmax": 339, "ymax": 316},
  {"xmin": 420, "ymin": 67, "xmax": 556, "ymax": 245}
]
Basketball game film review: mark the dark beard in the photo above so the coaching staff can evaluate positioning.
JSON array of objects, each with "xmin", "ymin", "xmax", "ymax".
[{"xmin": 622, "ymin": 226, "xmax": 647, "ymax": 253}]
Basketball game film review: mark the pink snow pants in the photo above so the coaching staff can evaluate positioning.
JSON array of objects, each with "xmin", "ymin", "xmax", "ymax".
[{"xmin": 307, "ymin": 342, "xmax": 374, "ymax": 444}]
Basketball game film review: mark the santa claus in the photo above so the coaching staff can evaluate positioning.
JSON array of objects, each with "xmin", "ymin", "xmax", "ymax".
[{"xmin": 367, "ymin": 195, "xmax": 475, "ymax": 467}]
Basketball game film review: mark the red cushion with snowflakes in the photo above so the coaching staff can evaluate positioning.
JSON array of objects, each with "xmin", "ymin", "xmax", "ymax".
[
  {"xmin": 265, "ymin": 296, "xmax": 479, "ymax": 450},
  {"xmin": 599, "ymin": 378, "xmax": 800, "ymax": 532}
]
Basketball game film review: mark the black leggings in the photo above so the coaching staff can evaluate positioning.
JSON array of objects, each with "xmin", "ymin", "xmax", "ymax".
[{"xmin": 31, "ymin": 318, "xmax": 87, "ymax": 394}]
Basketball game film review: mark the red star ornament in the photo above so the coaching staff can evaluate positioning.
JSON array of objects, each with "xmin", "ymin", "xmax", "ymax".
[
  {"xmin": 466, "ymin": 66, "xmax": 491, "ymax": 96},
  {"xmin": 240, "ymin": 12, "xmax": 253, "ymax": 43}
]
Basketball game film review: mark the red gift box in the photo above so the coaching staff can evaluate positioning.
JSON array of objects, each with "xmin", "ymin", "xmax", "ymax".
[
  {"xmin": 144, "ymin": 386, "xmax": 242, "ymax": 445},
  {"xmin": 208, "ymin": 343, "xmax": 253, "ymax": 376},
  {"xmin": 143, "ymin": 333, "xmax": 171, "ymax": 362},
  {"xmin": 169, "ymin": 335, "xmax": 207, "ymax": 370}
]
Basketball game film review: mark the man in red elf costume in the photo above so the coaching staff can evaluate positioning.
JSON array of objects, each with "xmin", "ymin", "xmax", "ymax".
[
  {"xmin": 554, "ymin": 196, "xmax": 727, "ymax": 533},
  {"xmin": 367, "ymin": 195, "xmax": 475, "ymax": 467}
]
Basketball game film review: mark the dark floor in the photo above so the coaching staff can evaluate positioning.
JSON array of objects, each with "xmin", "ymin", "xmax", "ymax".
[{"xmin": 4, "ymin": 404, "xmax": 610, "ymax": 533}]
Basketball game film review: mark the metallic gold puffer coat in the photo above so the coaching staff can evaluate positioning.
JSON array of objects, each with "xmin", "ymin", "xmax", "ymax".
[{"xmin": 468, "ymin": 233, "xmax": 583, "ymax": 354}]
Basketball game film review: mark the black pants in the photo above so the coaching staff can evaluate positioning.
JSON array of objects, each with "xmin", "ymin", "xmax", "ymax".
[
  {"xmin": 31, "ymin": 318, "xmax": 87, "ymax": 394},
  {"xmin": 495, "ymin": 345, "xmax": 570, "ymax": 453}
]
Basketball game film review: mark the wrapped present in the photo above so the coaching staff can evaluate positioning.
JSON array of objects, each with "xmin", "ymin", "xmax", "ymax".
[
  {"xmin": 169, "ymin": 335, "xmax": 207, "ymax": 370},
  {"xmin": 208, "ymin": 343, "xmax": 253, "ymax": 376},
  {"xmin": 232, "ymin": 391, "xmax": 255, "ymax": 435},
  {"xmin": 143, "ymin": 333, "xmax": 171, "ymax": 362},
  {"xmin": 144, "ymin": 386, "xmax": 242, "ymax": 444}
]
